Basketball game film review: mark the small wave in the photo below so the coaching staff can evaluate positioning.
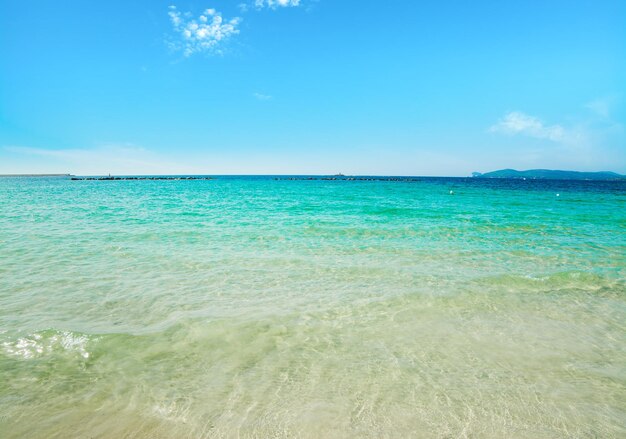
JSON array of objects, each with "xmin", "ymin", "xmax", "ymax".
[
  {"xmin": 1, "ymin": 330, "xmax": 92, "ymax": 360},
  {"xmin": 474, "ymin": 271, "xmax": 624, "ymax": 295}
]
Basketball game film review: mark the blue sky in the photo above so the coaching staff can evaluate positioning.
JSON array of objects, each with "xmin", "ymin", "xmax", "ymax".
[{"xmin": 1, "ymin": 0, "xmax": 624, "ymax": 175}]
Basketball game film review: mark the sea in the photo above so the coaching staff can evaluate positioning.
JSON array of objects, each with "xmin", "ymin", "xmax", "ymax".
[{"xmin": 1, "ymin": 175, "xmax": 624, "ymax": 438}]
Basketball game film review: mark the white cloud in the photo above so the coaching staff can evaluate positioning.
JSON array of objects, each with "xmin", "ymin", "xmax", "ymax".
[
  {"xmin": 254, "ymin": 0, "xmax": 301, "ymax": 9},
  {"xmin": 488, "ymin": 111, "xmax": 565, "ymax": 142},
  {"xmin": 253, "ymin": 92, "xmax": 272, "ymax": 100},
  {"xmin": 168, "ymin": 5, "xmax": 240, "ymax": 57},
  {"xmin": 486, "ymin": 109, "xmax": 626, "ymax": 171}
]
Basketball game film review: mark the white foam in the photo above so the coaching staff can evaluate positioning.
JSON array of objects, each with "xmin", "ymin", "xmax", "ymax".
[{"xmin": 2, "ymin": 331, "xmax": 91, "ymax": 360}]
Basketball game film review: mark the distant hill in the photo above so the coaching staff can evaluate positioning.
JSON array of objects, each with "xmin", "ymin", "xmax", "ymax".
[{"xmin": 472, "ymin": 169, "xmax": 626, "ymax": 181}]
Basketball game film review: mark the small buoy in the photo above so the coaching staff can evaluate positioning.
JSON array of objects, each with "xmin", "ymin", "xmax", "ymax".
[
  {"xmin": 449, "ymin": 190, "xmax": 454, "ymax": 195},
  {"xmin": 556, "ymin": 193, "xmax": 560, "ymax": 197}
]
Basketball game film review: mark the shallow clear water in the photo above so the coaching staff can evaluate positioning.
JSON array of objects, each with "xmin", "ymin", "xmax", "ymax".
[{"xmin": 1, "ymin": 176, "xmax": 625, "ymax": 438}]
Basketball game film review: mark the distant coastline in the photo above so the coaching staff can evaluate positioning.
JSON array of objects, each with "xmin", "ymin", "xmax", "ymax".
[
  {"xmin": 472, "ymin": 169, "xmax": 626, "ymax": 181},
  {"xmin": 2, "ymin": 171, "xmax": 626, "ymax": 181},
  {"xmin": 0, "ymin": 174, "xmax": 72, "ymax": 177}
]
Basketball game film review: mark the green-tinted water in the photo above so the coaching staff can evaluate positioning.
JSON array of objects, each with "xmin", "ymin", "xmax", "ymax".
[{"xmin": 1, "ymin": 177, "xmax": 625, "ymax": 438}]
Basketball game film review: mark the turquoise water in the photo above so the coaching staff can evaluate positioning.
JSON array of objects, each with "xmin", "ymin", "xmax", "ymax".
[{"xmin": 1, "ymin": 176, "xmax": 625, "ymax": 438}]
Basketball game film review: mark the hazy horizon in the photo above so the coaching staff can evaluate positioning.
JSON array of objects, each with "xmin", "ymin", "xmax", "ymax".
[{"xmin": 2, "ymin": 168, "xmax": 626, "ymax": 179}]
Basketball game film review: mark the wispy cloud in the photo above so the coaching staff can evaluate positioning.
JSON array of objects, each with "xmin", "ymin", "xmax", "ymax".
[
  {"xmin": 585, "ymin": 96, "xmax": 619, "ymax": 119},
  {"xmin": 168, "ymin": 5, "xmax": 240, "ymax": 57},
  {"xmin": 253, "ymin": 92, "xmax": 273, "ymax": 100},
  {"xmin": 488, "ymin": 111, "xmax": 565, "ymax": 142},
  {"xmin": 254, "ymin": 0, "xmax": 301, "ymax": 9}
]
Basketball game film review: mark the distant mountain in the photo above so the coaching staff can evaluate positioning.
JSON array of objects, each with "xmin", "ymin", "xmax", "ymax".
[{"xmin": 472, "ymin": 169, "xmax": 626, "ymax": 181}]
